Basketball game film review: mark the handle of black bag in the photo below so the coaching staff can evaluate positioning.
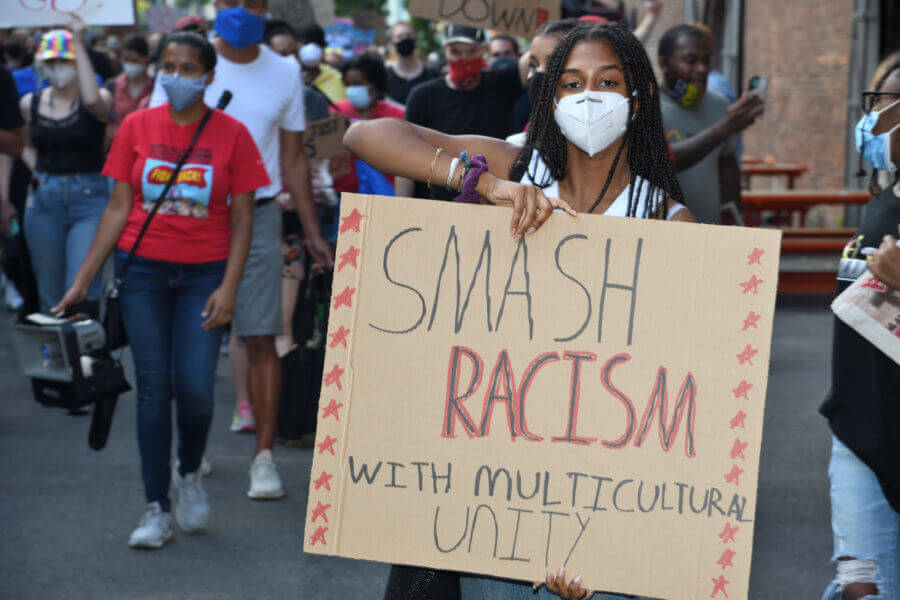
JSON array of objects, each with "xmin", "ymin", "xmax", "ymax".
[{"xmin": 113, "ymin": 91, "xmax": 233, "ymax": 287}]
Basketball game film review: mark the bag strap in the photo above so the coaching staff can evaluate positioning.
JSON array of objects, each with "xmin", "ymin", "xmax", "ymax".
[{"xmin": 113, "ymin": 106, "xmax": 214, "ymax": 285}]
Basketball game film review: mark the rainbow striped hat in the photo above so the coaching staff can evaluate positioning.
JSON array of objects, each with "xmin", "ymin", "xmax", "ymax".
[{"xmin": 36, "ymin": 29, "xmax": 76, "ymax": 61}]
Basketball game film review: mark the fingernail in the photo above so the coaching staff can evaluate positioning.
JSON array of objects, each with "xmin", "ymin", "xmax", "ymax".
[
  {"xmin": 546, "ymin": 573, "xmax": 553, "ymax": 584},
  {"xmin": 557, "ymin": 567, "xmax": 565, "ymax": 578},
  {"xmin": 527, "ymin": 227, "xmax": 536, "ymax": 235},
  {"xmin": 573, "ymin": 575, "xmax": 582, "ymax": 585}
]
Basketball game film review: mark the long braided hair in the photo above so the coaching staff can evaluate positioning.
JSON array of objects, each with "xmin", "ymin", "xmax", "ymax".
[{"xmin": 509, "ymin": 24, "xmax": 682, "ymax": 219}]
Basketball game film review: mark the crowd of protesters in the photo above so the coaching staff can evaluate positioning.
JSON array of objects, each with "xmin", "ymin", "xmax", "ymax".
[{"xmin": 1, "ymin": 1, "xmax": 898, "ymax": 599}]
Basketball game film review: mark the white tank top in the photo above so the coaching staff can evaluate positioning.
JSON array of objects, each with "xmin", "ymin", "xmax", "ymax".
[{"xmin": 518, "ymin": 150, "xmax": 686, "ymax": 219}]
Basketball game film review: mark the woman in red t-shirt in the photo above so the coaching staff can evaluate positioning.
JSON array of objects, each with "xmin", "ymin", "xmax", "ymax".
[
  {"xmin": 329, "ymin": 52, "xmax": 407, "ymax": 197},
  {"xmin": 54, "ymin": 32, "xmax": 269, "ymax": 550}
]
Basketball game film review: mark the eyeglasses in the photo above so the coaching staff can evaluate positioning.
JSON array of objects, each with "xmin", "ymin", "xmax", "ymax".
[{"xmin": 862, "ymin": 91, "xmax": 900, "ymax": 112}]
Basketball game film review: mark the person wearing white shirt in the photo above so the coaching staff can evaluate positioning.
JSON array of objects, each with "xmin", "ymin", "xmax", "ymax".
[{"xmin": 150, "ymin": 0, "xmax": 334, "ymax": 501}]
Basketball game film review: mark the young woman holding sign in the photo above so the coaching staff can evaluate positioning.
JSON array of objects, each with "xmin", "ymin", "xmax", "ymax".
[{"xmin": 347, "ymin": 22, "xmax": 694, "ymax": 600}]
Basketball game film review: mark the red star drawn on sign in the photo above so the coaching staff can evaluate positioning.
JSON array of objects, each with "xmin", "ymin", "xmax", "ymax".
[
  {"xmin": 311, "ymin": 501, "xmax": 331, "ymax": 524},
  {"xmin": 730, "ymin": 439, "xmax": 748, "ymax": 460},
  {"xmin": 309, "ymin": 526, "xmax": 328, "ymax": 546},
  {"xmin": 739, "ymin": 274, "xmax": 764, "ymax": 295},
  {"xmin": 711, "ymin": 575, "xmax": 730, "ymax": 598},
  {"xmin": 732, "ymin": 380, "xmax": 753, "ymax": 400},
  {"xmin": 718, "ymin": 522, "xmax": 739, "ymax": 544},
  {"xmin": 333, "ymin": 286, "xmax": 356, "ymax": 310},
  {"xmin": 313, "ymin": 470, "xmax": 333, "ymax": 491},
  {"xmin": 737, "ymin": 345, "xmax": 758, "ymax": 365},
  {"xmin": 729, "ymin": 410, "xmax": 747, "ymax": 429},
  {"xmin": 337, "ymin": 245, "xmax": 361, "ymax": 272},
  {"xmin": 317, "ymin": 435, "xmax": 338, "ymax": 456},
  {"xmin": 323, "ymin": 364, "xmax": 344, "ymax": 390},
  {"xmin": 741, "ymin": 310, "xmax": 761, "ymax": 331},
  {"xmin": 328, "ymin": 325, "xmax": 350, "ymax": 349},
  {"xmin": 339, "ymin": 209, "xmax": 365, "ymax": 234},
  {"xmin": 716, "ymin": 549, "xmax": 735, "ymax": 570},
  {"xmin": 747, "ymin": 247, "xmax": 765, "ymax": 265},
  {"xmin": 724, "ymin": 465, "xmax": 744, "ymax": 485},
  {"xmin": 321, "ymin": 399, "xmax": 343, "ymax": 421}
]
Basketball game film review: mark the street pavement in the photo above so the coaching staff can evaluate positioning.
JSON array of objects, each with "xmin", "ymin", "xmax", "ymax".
[{"xmin": 0, "ymin": 299, "xmax": 835, "ymax": 599}]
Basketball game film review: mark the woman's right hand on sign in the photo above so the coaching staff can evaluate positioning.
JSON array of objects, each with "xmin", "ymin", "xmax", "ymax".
[
  {"xmin": 478, "ymin": 173, "xmax": 576, "ymax": 239},
  {"xmin": 534, "ymin": 567, "xmax": 595, "ymax": 599}
]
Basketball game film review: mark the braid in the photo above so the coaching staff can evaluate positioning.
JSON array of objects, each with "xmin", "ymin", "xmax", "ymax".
[{"xmin": 510, "ymin": 24, "xmax": 682, "ymax": 220}]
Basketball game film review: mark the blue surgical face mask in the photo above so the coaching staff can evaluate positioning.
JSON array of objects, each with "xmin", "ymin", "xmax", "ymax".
[
  {"xmin": 856, "ymin": 98, "xmax": 900, "ymax": 172},
  {"xmin": 346, "ymin": 85, "xmax": 372, "ymax": 110},
  {"xmin": 160, "ymin": 72, "xmax": 208, "ymax": 111},
  {"xmin": 214, "ymin": 6, "xmax": 264, "ymax": 49}
]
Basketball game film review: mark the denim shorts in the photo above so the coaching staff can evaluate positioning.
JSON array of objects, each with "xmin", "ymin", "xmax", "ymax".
[{"xmin": 822, "ymin": 435, "xmax": 900, "ymax": 600}]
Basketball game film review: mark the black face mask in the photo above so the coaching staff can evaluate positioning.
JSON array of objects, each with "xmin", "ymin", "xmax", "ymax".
[
  {"xmin": 527, "ymin": 71, "xmax": 544, "ymax": 106},
  {"xmin": 395, "ymin": 37, "xmax": 416, "ymax": 57}
]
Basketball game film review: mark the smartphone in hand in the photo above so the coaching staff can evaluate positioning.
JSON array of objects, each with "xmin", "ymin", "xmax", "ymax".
[{"xmin": 748, "ymin": 76, "xmax": 770, "ymax": 102}]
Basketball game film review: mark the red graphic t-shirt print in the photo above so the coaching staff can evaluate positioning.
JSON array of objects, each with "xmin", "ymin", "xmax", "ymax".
[{"xmin": 142, "ymin": 156, "xmax": 214, "ymax": 219}]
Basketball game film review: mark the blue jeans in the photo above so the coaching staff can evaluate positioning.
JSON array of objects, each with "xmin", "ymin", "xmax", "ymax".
[
  {"xmin": 115, "ymin": 249, "xmax": 226, "ymax": 512},
  {"xmin": 460, "ymin": 575, "xmax": 632, "ymax": 600},
  {"xmin": 25, "ymin": 172, "xmax": 109, "ymax": 312},
  {"xmin": 821, "ymin": 436, "xmax": 900, "ymax": 600}
]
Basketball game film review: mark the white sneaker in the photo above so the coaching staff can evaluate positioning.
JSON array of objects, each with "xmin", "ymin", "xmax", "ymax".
[
  {"xmin": 247, "ymin": 449, "xmax": 285, "ymax": 500},
  {"xmin": 128, "ymin": 502, "xmax": 174, "ymax": 549},
  {"xmin": 172, "ymin": 469, "xmax": 209, "ymax": 532},
  {"xmin": 175, "ymin": 456, "xmax": 213, "ymax": 477}
]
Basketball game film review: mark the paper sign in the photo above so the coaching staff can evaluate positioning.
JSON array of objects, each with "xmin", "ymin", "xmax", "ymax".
[
  {"xmin": 1, "ymin": 0, "xmax": 136, "ymax": 27},
  {"xmin": 304, "ymin": 115, "xmax": 349, "ymax": 160},
  {"xmin": 143, "ymin": 5, "xmax": 175, "ymax": 33},
  {"xmin": 304, "ymin": 194, "xmax": 781, "ymax": 600},
  {"xmin": 407, "ymin": 0, "xmax": 560, "ymax": 38}
]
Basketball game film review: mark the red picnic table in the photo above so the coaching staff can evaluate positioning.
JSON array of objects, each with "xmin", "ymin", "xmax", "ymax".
[
  {"xmin": 742, "ymin": 189, "xmax": 872, "ymax": 293},
  {"xmin": 741, "ymin": 163, "xmax": 808, "ymax": 190},
  {"xmin": 742, "ymin": 189, "xmax": 870, "ymax": 227}
]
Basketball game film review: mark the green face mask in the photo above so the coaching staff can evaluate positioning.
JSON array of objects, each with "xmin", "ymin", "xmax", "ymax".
[{"xmin": 669, "ymin": 78, "xmax": 705, "ymax": 108}]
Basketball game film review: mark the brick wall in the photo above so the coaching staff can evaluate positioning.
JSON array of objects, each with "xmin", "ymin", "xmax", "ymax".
[
  {"xmin": 742, "ymin": 0, "xmax": 853, "ymax": 190},
  {"xmin": 637, "ymin": 0, "xmax": 853, "ymax": 191}
]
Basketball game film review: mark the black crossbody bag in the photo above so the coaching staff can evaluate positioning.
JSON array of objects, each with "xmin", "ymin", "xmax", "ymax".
[{"xmin": 104, "ymin": 100, "xmax": 224, "ymax": 350}]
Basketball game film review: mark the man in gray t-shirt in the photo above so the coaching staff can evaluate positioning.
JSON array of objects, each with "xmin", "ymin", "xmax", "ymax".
[
  {"xmin": 657, "ymin": 24, "xmax": 763, "ymax": 224},
  {"xmin": 661, "ymin": 90, "xmax": 734, "ymax": 224}
]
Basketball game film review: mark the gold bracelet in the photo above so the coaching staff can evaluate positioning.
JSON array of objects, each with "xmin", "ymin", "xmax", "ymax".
[{"xmin": 425, "ymin": 146, "xmax": 443, "ymax": 188}]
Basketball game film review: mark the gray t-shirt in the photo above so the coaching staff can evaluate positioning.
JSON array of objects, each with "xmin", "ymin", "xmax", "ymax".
[{"xmin": 660, "ymin": 89, "xmax": 734, "ymax": 224}]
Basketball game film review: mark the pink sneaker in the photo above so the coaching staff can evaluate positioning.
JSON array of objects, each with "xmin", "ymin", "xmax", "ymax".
[{"xmin": 230, "ymin": 400, "xmax": 255, "ymax": 433}]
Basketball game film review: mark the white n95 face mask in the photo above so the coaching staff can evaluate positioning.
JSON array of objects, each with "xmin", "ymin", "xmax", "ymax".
[
  {"xmin": 553, "ymin": 90, "xmax": 634, "ymax": 157},
  {"xmin": 299, "ymin": 43, "xmax": 323, "ymax": 67}
]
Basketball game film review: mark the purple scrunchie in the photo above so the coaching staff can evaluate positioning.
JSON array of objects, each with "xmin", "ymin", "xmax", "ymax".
[{"xmin": 453, "ymin": 153, "xmax": 488, "ymax": 204}]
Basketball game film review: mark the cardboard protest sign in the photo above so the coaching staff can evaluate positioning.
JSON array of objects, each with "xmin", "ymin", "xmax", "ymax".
[
  {"xmin": 2, "ymin": 0, "xmax": 136, "ymax": 27},
  {"xmin": 310, "ymin": 0, "xmax": 335, "ymax": 27},
  {"xmin": 353, "ymin": 9, "xmax": 387, "ymax": 46},
  {"xmin": 408, "ymin": 0, "xmax": 560, "ymax": 38},
  {"xmin": 303, "ymin": 116, "xmax": 349, "ymax": 160},
  {"xmin": 305, "ymin": 194, "xmax": 781, "ymax": 600}
]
